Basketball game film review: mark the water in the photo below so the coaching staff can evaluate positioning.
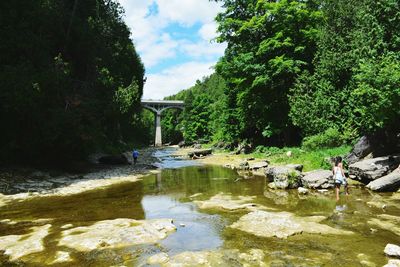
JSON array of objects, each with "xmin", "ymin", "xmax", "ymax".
[{"xmin": 0, "ymin": 149, "xmax": 399, "ymax": 266}]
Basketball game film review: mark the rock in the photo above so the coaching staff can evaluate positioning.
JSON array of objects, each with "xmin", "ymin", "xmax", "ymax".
[
  {"xmin": 147, "ymin": 252, "xmax": 170, "ymax": 265},
  {"xmin": 384, "ymin": 259, "xmax": 400, "ymax": 267},
  {"xmin": 298, "ymin": 187, "xmax": 309, "ymax": 195},
  {"xmin": 194, "ymin": 192, "xmax": 274, "ymax": 212},
  {"xmin": 368, "ymin": 214, "xmax": 400, "ymax": 236},
  {"xmin": 246, "ymin": 157, "xmax": 255, "ymax": 161},
  {"xmin": 239, "ymin": 161, "xmax": 250, "ymax": 170},
  {"xmin": 301, "ymin": 170, "xmax": 334, "ymax": 189},
  {"xmin": 58, "ymin": 218, "xmax": 176, "ymax": 252},
  {"xmin": 61, "ymin": 223, "xmax": 73, "ymax": 229},
  {"xmin": 249, "ymin": 161, "xmax": 269, "ymax": 170},
  {"xmin": 385, "ymin": 244, "xmax": 400, "ymax": 258},
  {"xmin": 317, "ymin": 189, "xmax": 329, "ymax": 193},
  {"xmin": 265, "ymin": 166, "xmax": 302, "ymax": 189},
  {"xmin": 286, "ymin": 151, "xmax": 292, "ymax": 157},
  {"xmin": 51, "ymin": 251, "xmax": 73, "ymax": 264},
  {"xmin": 98, "ymin": 154, "xmax": 129, "ymax": 165},
  {"xmin": 346, "ymin": 136, "xmax": 373, "ymax": 164},
  {"xmin": 349, "ymin": 155, "xmax": 400, "ymax": 182},
  {"xmin": 230, "ymin": 210, "xmax": 353, "ymax": 239},
  {"xmin": 367, "ymin": 171, "xmax": 400, "ymax": 192},
  {"xmin": 193, "ymin": 144, "xmax": 202, "ymax": 149},
  {"xmin": 0, "ymin": 224, "xmax": 51, "ymax": 261},
  {"xmin": 187, "ymin": 149, "xmax": 212, "ymax": 158},
  {"xmin": 286, "ymin": 164, "xmax": 303, "ymax": 172}
]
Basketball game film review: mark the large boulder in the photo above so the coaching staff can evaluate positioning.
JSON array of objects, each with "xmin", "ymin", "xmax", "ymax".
[
  {"xmin": 265, "ymin": 166, "xmax": 302, "ymax": 189},
  {"xmin": 367, "ymin": 171, "xmax": 400, "ymax": 192},
  {"xmin": 349, "ymin": 155, "xmax": 400, "ymax": 182},
  {"xmin": 301, "ymin": 170, "xmax": 334, "ymax": 189},
  {"xmin": 345, "ymin": 136, "xmax": 372, "ymax": 164}
]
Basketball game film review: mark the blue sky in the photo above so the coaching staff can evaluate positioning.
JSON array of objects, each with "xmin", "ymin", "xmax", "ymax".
[{"xmin": 117, "ymin": 0, "xmax": 226, "ymax": 99}]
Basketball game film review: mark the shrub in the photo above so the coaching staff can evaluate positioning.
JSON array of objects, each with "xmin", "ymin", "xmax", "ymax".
[{"xmin": 302, "ymin": 128, "xmax": 344, "ymax": 150}]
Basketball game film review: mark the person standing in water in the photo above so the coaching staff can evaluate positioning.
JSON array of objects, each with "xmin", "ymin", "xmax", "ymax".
[
  {"xmin": 333, "ymin": 156, "xmax": 349, "ymax": 201},
  {"xmin": 132, "ymin": 149, "xmax": 139, "ymax": 165}
]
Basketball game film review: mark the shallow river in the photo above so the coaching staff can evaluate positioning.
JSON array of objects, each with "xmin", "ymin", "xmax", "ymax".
[{"xmin": 0, "ymin": 148, "xmax": 399, "ymax": 266}]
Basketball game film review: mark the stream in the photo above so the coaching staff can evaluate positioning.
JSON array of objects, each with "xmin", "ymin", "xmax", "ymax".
[{"xmin": 0, "ymin": 147, "xmax": 399, "ymax": 266}]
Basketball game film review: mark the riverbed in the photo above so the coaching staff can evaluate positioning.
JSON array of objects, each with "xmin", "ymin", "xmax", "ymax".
[{"xmin": 0, "ymin": 147, "xmax": 399, "ymax": 266}]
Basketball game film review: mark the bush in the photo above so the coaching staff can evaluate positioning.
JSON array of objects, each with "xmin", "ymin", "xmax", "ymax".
[{"xmin": 302, "ymin": 128, "xmax": 344, "ymax": 150}]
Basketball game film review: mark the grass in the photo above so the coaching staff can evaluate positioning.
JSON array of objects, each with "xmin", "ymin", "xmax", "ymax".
[{"xmin": 222, "ymin": 145, "xmax": 352, "ymax": 172}]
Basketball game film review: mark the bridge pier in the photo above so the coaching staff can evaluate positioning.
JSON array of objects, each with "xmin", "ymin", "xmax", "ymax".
[
  {"xmin": 155, "ymin": 112, "xmax": 162, "ymax": 147},
  {"xmin": 141, "ymin": 100, "xmax": 184, "ymax": 147}
]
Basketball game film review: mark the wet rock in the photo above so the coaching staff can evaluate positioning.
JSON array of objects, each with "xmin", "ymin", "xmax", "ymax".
[
  {"xmin": 58, "ymin": 218, "xmax": 176, "ymax": 252},
  {"xmin": 265, "ymin": 166, "xmax": 302, "ymax": 189},
  {"xmin": 367, "ymin": 171, "xmax": 400, "ymax": 192},
  {"xmin": 230, "ymin": 210, "xmax": 353, "ymax": 239},
  {"xmin": 51, "ymin": 251, "xmax": 73, "ymax": 264},
  {"xmin": 301, "ymin": 170, "xmax": 334, "ymax": 189},
  {"xmin": 0, "ymin": 224, "xmax": 51, "ymax": 261},
  {"xmin": 349, "ymin": 155, "xmax": 400, "ymax": 182},
  {"xmin": 147, "ymin": 252, "xmax": 169, "ymax": 265},
  {"xmin": 194, "ymin": 193, "xmax": 274, "ymax": 212},
  {"xmin": 385, "ymin": 244, "xmax": 400, "ymax": 258},
  {"xmin": 384, "ymin": 259, "xmax": 400, "ymax": 267},
  {"xmin": 368, "ymin": 214, "xmax": 400, "ymax": 236},
  {"xmin": 297, "ymin": 187, "xmax": 309, "ymax": 195}
]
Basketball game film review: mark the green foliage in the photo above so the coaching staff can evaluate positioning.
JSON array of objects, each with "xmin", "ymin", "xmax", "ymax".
[
  {"xmin": 289, "ymin": 0, "xmax": 400, "ymax": 137},
  {"xmin": 302, "ymin": 128, "xmax": 345, "ymax": 150},
  {"xmin": 215, "ymin": 0, "xmax": 323, "ymax": 145},
  {"xmin": 0, "ymin": 0, "xmax": 146, "ymax": 163}
]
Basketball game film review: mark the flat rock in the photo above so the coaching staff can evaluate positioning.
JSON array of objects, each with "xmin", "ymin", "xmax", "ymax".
[
  {"xmin": 301, "ymin": 170, "xmax": 334, "ymax": 189},
  {"xmin": 194, "ymin": 193, "xmax": 274, "ymax": 212},
  {"xmin": 349, "ymin": 155, "xmax": 400, "ymax": 182},
  {"xmin": 368, "ymin": 214, "xmax": 400, "ymax": 236},
  {"xmin": 249, "ymin": 161, "xmax": 269, "ymax": 170},
  {"xmin": 58, "ymin": 218, "xmax": 176, "ymax": 252},
  {"xmin": 0, "ymin": 224, "xmax": 51, "ymax": 261},
  {"xmin": 385, "ymin": 244, "xmax": 400, "ymax": 258},
  {"xmin": 384, "ymin": 259, "xmax": 400, "ymax": 267},
  {"xmin": 367, "ymin": 171, "xmax": 400, "ymax": 192},
  {"xmin": 230, "ymin": 210, "xmax": 353, "ymax": 239}
]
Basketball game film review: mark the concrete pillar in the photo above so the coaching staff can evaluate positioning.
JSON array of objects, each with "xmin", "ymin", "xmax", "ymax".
[{"xmin": 155, "ymin": 112, "xmax": 162, "ymax": 146}]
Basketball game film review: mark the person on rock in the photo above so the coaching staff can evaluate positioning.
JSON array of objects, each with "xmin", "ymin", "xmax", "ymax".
[
  {"xmin": 333, "ymin": 156, "xmax": 349, "ymax": 201},
  {"xmin": 132, "ymin": 149, "xmax": 139, "ymax": 165}
]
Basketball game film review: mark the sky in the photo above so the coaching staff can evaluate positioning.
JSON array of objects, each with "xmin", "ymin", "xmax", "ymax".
[{"xmin": 116, "ymin": 0, "xmax": 226, "ymax": 100}]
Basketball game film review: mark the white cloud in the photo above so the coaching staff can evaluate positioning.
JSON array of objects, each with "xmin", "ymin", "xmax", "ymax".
[
  {"xmin": 143, "ymin": 61, "xmax": 216, "ymax": 99},
  {"xmin": 116, "ymin": 0, "xmax": 226, "ymax": 99}
]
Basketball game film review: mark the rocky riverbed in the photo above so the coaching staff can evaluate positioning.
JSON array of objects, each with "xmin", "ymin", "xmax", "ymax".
[{"xmin": 0, "ymin": 147, "xmax": 399, "ymax": 266}]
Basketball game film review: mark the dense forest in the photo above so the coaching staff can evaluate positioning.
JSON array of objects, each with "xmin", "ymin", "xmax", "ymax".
[
  {"xmin": 162, "ymin": 0, "xmax": 400, "ymax": 150},
  {"xmin": 0, "ymin": 0, "xmax": 151, "ymax": 164}
]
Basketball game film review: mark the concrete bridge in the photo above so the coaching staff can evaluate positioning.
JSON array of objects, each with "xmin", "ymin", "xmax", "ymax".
[{"xmin": 141, "ymin": 100, "xmax": 184, "ymax": 146}]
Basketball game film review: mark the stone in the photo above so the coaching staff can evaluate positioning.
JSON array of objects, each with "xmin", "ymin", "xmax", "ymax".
[
  {"xmin": 297, "ymin": 187, "xmax": 309, "ymax": 195},
  {"xmin": 194, "ymin": 192, "xmax": 274, "ymax": 212},
  {"xmin": 349, "ymin": 155, "xmax": 400, "ymax": 182},
  {"xmin": 51, "ymin": 251, "xmax": 73, "ymax": 264},
  {"xmin": 230, "ymin": 210, "xmax": 353, "ymax": 239},
  {"xmin": 239, "ymin": 161, "xmax": 250, "ymax": 170},
  {"xmin": 301, "ymin": 170, "xmax": 334, "ymax": 189},
  {"xmin": 367, "ymin": 171, "xmax": 400, "ymax": 192},
  {"xmin": 147, "ymin": 252, "xmax": 170, "ymax": 265},
  {"xmin": 0, "ymin": 224, "xmax": 51, "ymax": 261},
  {"xmin": 187, "ymin": 149, "xmax": 212, "ymax": 158},
  {"xmin": 346, "ymin": 136, "xmax": 372, "ymax": 164},
  {"xmin": 265, "ymin": 166, "xmax": 302, "ymax": 189},
  {"xmin": 249, "ymin": 161, "xmax": 268, "ymax": 170},
  {"xmin": 368, "ymin": 214, "xmax": 400, "ymax": 236},
  {"xmin": 58, "ymin": 218, "xmax": 176, "ymax": 252},
  {"xmin": 384, "ymin": 259, "xmax": 400, "ymax": 267},
  {"xmin": 286, "ymin": 151, "xmax": 292, "ymax": 157},
  {"xmin": 385, "ymin": 244, "xmax": 400, "ymax": 258}
]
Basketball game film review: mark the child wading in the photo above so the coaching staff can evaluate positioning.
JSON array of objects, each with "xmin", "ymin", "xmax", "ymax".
[
  {"xmin": 132, "ymin": 149, "xmax": 139, "ymax": 165},
  {"xmin": 333, "ymin": 156, "xmax": 349, "ymax": 201}
]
